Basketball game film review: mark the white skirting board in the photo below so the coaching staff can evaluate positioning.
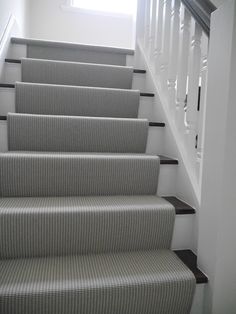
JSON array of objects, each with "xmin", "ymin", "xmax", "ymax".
[{"xmin": 0, "ymin": 15, "xmax": 22, "ymax": 83}]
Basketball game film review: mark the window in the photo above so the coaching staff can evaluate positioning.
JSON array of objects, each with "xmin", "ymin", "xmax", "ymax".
[{"xmin": 71, "ymin": 0, "xmax": 137, "ymax": 16}]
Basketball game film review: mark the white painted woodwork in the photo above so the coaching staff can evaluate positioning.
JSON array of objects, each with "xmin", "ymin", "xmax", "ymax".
[
  {"xmin": 176, "ymin": 7, "xmax": 191, "ymax": 135},
  {"xmin": 167, "ymin": 0, "xmax": 180, "ymax": 115},
  {"xmin": 160, "ymin": 0, "xmax": 172, "ymax": 90},
  {"xmin": 144, "ymin": 0, "xmax": 151, "ymax": 49},
  {"xmin": 154, "ymin": 0, "xmax": 164, "ymax": 74},
  {"xmin": 149, "ymin": 0, "xmax": 157, "ymax": 60},
  {"xmin": 185, "ymin": 22, "xmax": 202, "ymax": 164}
]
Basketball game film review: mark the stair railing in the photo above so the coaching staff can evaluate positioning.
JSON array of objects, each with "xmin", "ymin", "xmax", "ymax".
[{"xmin": 136, "ymin": 0, "xmax": 216, "ymax": 195}]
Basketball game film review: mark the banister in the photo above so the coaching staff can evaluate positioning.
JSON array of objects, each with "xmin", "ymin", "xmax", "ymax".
[{"xmin": 181, "ymin": 0, "xmax": 216, "ymax": 36}]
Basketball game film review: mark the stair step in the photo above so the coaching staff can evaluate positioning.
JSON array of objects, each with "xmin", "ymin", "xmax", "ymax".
[
  {"xmin": 7, "ymin": 58, "xmax": 135, "ymax": 89},
  {"xmin": 174, "ymin": 250, "xmax": 208, "ymax": 284},
  {"xmin": 11, "ymin": 37, "xmax": 135, "ymax": 55},
  {"xmin": 0, "ymin": 249, "xmax": 195, "ymax": 314},
  {"xmin": 0, "ymin": 83, "xmax": 154, "ymax": 97},
  {"xmin": 0, "ymin": 152, "xmax": 160, "ymax": 197},
  {"xmin": 11, "ymin": 37, "xmax": 134, "ymax": 66},
  {"xmin": 7, "ymin": 113, "xmax": 149, "ymax": 153},
  {"xmin": 5, "ymin": 57, "xmax": 145, "ymax": 74},
  {"xmin": 14, "ymin": 82, "xmax": 140, "ymax": 118},
  {"xmin": 0, "ymin": 195, "xmax": 174, "ymax": 259},
  {"xmin": 1, "ymin": 114, "xmax": 165, "ymax": 127},
  {"xmin": 164, "ymin": 196, "xmax": 196, "ymax": 215}
]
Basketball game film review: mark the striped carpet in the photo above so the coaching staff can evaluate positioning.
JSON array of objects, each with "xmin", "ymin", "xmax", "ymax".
[
  {"xmin": 0, "ymin": 38, "xmax": 196, "ymax": 313},
  {"xmin": 21, "ymin": 58, "xmax": 133, "ymax": 89},
  {"xmin": 15, "ymin": 82, "xmax": 140, "ymax": 118},
  {"xmin": 0, "ymin": 250, "xmax": 195, "ymax": 314},
  {"xmin": 8, "ymin": 113, "xmax": 148, "ymax": 153}
]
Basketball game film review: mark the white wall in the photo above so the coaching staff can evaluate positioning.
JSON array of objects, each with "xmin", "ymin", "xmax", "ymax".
[
  {"xmin": 27, "ymin": 0, "xmax": 135, "ymax": 48},
  {"xmin": 198, "ymin": 1, "xmax": 236, "ymax": 313},
  {"xmin": 211, "ymin": 0, "xmax": 227, "ymax": 7},
  {"xmin": 0, "ymin": 0, "xmax": 28, "ymax": 40}
]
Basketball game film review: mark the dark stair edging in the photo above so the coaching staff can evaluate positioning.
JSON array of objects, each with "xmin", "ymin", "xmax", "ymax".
[
  {"xmin": 164, "ymin": 196, "xmax": 196, "ymax": 215},
  {"xmin": 175, "ymin": 250, "xmax": 208, "ymax": 284}
]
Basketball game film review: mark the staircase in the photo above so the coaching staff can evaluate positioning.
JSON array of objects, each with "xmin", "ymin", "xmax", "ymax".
[{"xmin": 0, "ymin": 4, "xmax": 211, "ymax": 313}]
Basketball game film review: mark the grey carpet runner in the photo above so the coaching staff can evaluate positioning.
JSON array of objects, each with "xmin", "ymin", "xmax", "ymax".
[
  {"xmin": 15, "ymin": 82, "xmax": 140, "ymax": 118},
  {"xmin": 8, "ymin": 113, "xmax": 148, "ymax": 153},
  {"xmin": 21, "ymin": 58, "xmax": 133, "ymax": 89},
  {"xmin": 0, "ymin": 153, "xmax": 159, "ymax": 197},
  {"xmin": 0, "ymin": 195, "xmax": 175, "ymax": 259},
  {"xmin": 0, "ymin": 250, "xmax": 195, "ymax": 314},
  {"xmin": 0, "ymin": 38, "xmax": 196, "ymax": 314},
  {"xmin": 12, "ymin": 37, "xmax": 134, "ymax": 65}
]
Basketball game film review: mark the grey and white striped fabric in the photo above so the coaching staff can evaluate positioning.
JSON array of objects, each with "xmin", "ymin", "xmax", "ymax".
[
  {"xmin": 8, "ymin": 113, "xmax": 148, "ymax": 153},
  {"xmin": 0, "ymin": 249, "xmax": 196, "ymax": 314},
  {"xmin": 15, "ymin": 83, "xmax": 140, "ymax": 118},
  {"xmin": 21, "ymin": 58, "xmax": 133, "ymax": 89},
  {"xmin": 0, "ymin": 153, "xmax": 159, "ymax": 197},
  {"xmin": 12, "ymin": 37, "xmax": 134, "ymax": 66},
  {"xmin": 27, "ymin": 45, "xmax": 128, "ymax": 66},
  {"xmin": 0, "ymin": 195, "xmax": 175, "ymax": 259}
]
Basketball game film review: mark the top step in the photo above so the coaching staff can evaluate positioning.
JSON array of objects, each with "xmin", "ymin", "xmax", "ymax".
[{"xmin": 11, "ymin": 37, "xmax": 134, "ymax": 66}]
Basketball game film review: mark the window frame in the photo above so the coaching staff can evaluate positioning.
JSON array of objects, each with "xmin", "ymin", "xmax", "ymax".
[{"xmin": 61, "ymin": 0, "xmax": 136, "ymax": 19}]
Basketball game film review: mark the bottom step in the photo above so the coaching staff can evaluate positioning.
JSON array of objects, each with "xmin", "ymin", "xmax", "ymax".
[{"xmin": 0, "ymin": 249, "xmax": 195, "ymax": 314}]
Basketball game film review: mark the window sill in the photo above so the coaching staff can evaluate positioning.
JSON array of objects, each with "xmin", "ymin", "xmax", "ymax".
[{"xmin": 61, "ymin": 4, "xmax": 134, "ymax": 19}]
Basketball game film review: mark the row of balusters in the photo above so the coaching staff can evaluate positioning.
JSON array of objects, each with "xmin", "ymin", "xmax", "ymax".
[{"xmin": 136, "ymin": 0, "xmax": 209, "ymax": 183}]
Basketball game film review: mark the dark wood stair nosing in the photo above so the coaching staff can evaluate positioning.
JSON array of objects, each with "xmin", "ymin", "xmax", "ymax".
[
  {"xmin": 0, "ymin": 83, "xmax": 15, "ymax": 88},
  {"xmin": 5, "ymin": 59, "xmax": 22, "ymax": 64},
  {"xmin": 133, "ymin": 69, "xmax": 146, "ymax": 74},
  {"xmin": 174, "ymin": 249, "xmax": 208, "ymax": 284},
  {"xmin": 140, "ymin": 92, "xmax": 155, "ymax": 97},
  {"xmin": 159, "ymin": 155, "xmax": 179, "ymax": 165},
  {"xmin": 163, "ymin": 196, "xmax": 196, "ymax": 215}
]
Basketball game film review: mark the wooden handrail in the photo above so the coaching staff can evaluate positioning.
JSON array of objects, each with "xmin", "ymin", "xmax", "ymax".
[{"xmin": 181, "ymin": 0, "xmax": 216, "ymax": 36}]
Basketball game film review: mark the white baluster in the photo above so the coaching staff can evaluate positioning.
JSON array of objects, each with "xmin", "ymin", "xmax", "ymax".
[
  {"xmin": 149, "ymin": 0, "xmax": 158, "ymax": 60},
  {"xmin": 144, "ymin": 0, "xmax": 152, "ymax": 50},
  {"xmin": 154, "ymin": 0, "xmax": 164, "ymax": 75},
  {"xmin": 176, "ymin": 7, "xmax": 191, "ymax": 135},
  {"xmin": 185, "ymin": 22, "xmax": 202, "ymax": 163},
  {"xmin": 136, "ymin": 0, "xmax": 146, "ymax": 43},
  {"xmin": 160, "ymin": 0, "xmax": 172, "ymax": 91},
  {"xmin": 167, "ymin": 0, "xmax": 181, "ymax": 114},
  {"xmin": 196, "ymin": 55, "xmax": 208, "ymax": 177}
]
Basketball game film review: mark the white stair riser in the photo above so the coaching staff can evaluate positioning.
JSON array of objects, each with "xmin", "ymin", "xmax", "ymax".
[
  {"xmin": 172, "ymin": 214, "xmax": 195, "ymax": 249},
  {"xmin": 3, "ymin": 63, "xmax": 21, "ymax": 84},
  {"xmin": 8, "ymin": 44, "xmax": 27, "ymax": 59},
  {"xmin": 0, "ymin": 88, "xmax": 15, "ymax": 115},
  {"xmin": 157, "ymin": 164, "xmax": 177, "ymax": 195},
  {"xmin": 138, "ymin": 96, "xmax": 154, "ymax": 119},
  {"xmin": 191, "ymin": 285, "xmax": 205, "ymax": 314}
]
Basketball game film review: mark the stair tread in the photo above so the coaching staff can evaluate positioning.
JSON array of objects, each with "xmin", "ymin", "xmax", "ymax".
[
  {"xmin": 164, "ymin": 197, "xmax": 195, "ymax": 215},
  {"xmin": 0, "ymin": 195, "xmax": 175, "ymax": 259},
  {"xmin": 11, "ymin": 37, "xmax": 135, "ymax": 55},
  {"xmin": 0, "ymin": 83, "xmax": 154, "ymax": 97},
  {"xmin": 1, "ymin": 151, "xmax": 177, "ymax": 164},
  {"xmin": 0, "ymin": 249, "xmax": 195, "ymax": 294}
]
